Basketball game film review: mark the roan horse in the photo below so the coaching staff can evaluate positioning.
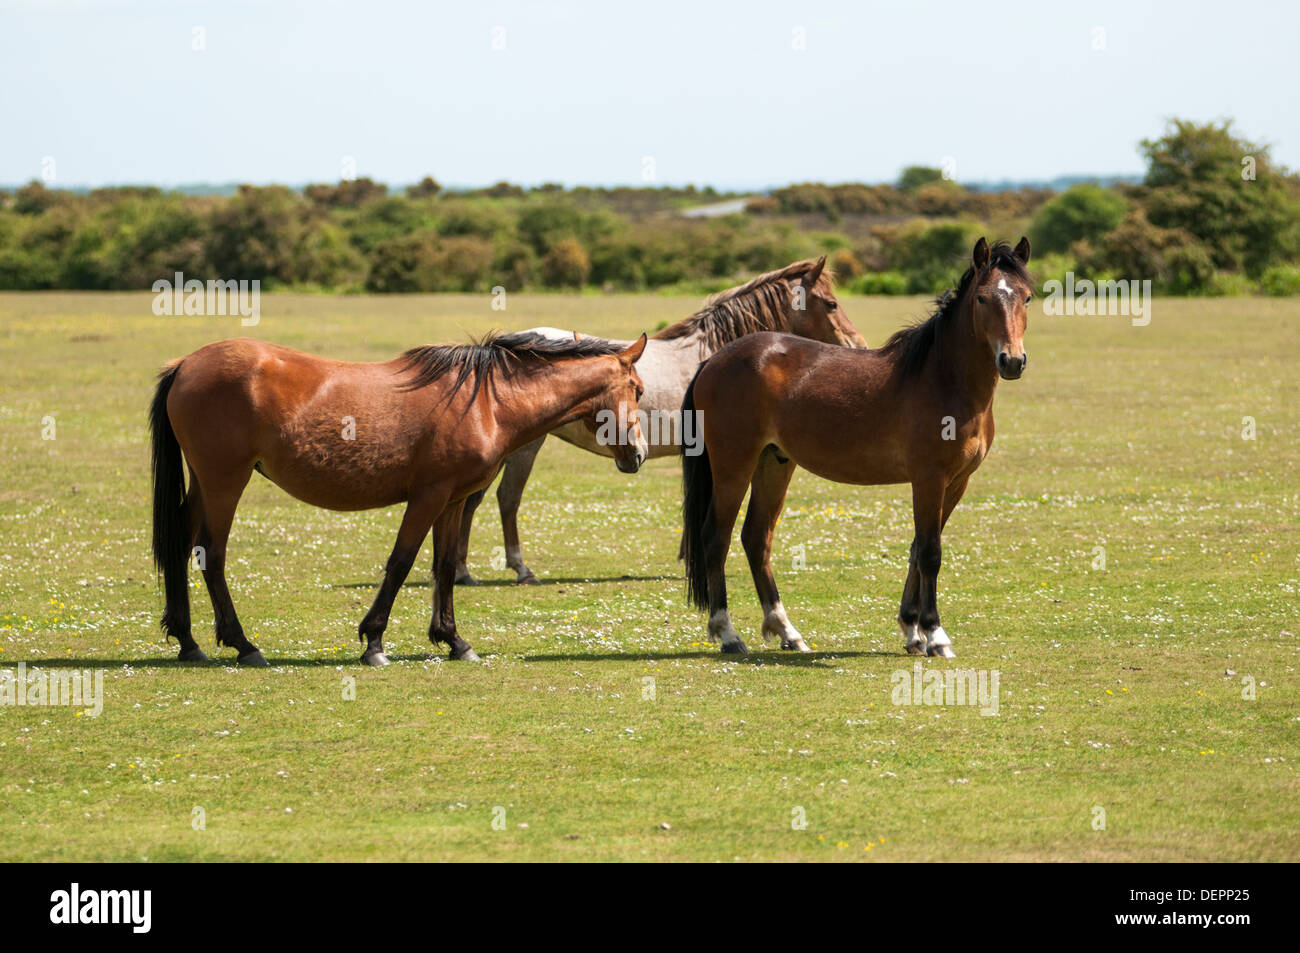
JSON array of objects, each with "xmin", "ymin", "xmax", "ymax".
[
  {"xmin": 150, "ymin": 331, "xmax": 648, "ymax": 667},
  {"xmin": 681, "ymin": 238, "xmax": 1033, "ymax": 658},
  {"xmin": 455, "ymin": 257, "xmax": 867, "ymax": 584}
]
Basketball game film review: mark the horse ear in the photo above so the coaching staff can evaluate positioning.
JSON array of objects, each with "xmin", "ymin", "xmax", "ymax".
[
  {"xmin": 619, "ymin": 333, "xmax": 648, "ymax": 366},
  {"xmin": 1014, "ymin": 236, "xmax": 1031, "ymax": 264},
  {"xmin": 800, "ymin": 255, "xmax": 827, "ymax": 288},
  {"xmin": 973, "ymin": 237, "xmax": 990, "ymax": 271}
]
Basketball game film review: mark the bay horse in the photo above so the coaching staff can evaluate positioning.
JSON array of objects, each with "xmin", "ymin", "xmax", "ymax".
[
  {"xmin": 455, "ymin": 257, "xmax": 867, "ymax": 584},
  {"xmin": 680, "ymin": 237, "xmax": 1032, "ymax": 658},
  {"xmin": 150, "ymin": 331, "xmax": 648, "ymax": 667}
]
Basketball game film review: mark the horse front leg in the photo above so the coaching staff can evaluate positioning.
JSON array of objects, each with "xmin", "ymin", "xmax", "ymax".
[
  {"xmin": 901, "ymin": 477, "xmax": 957, "ymax": 657},
  {"xmin": 359, "ymin": 492, "xmax": 441, "ymax": 666},
  {"xmin": 898, "ymin": 542, "xmax": 927, "ymax": 655},
  {"xmin": 430, "ymin": 499, "xmax": 480, "ymax": 661}
]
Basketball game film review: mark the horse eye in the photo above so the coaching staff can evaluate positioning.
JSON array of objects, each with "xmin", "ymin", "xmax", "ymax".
[
  {"xmin": 977, "ymin": 295, "xmax": 987, "ymax": 305},
  {"xmin": 1025, "ymin": 294, "xmax": 1033, "ymax": 304},
  {"xmin": 826, "ymin": 300, "xmax": 838, "ymax": 312}
]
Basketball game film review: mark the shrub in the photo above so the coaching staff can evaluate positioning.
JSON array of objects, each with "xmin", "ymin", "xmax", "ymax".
[
  {"xmin": 541, "ymin": 238, "xmax": 591, "ymax": 289},
  {"xmin": 1140, "ymin": 119, "xmax": 1300, "ymax": 274},
  {"xmin": 888, "ymin": 219, "xmax": 984, "ymax": 293},
  {"xmin": 1029, "ymin": 184, "xmax": 1127, "ymax": 255},
  {"xmin": 1260, "ymin": 263, "xmax": 1300, "ymax": 296},
  {"xmin": 1200, "ymin": 271, "xmax": 1257, "ymax": 297},
  {"xmin": 852, "ymin": 271, "xmax": 908, "ymax": 295},
  {"xmin": 406, "ymin": 176, "xmax": 442, "ymax": 199},
  {"xmin": 495, "ymin": 242, "xmax": 538, "ymax": 291},
  {"xmin": 831, "ymin": 249, "xmax": 864, "ymax": 282},
  {"xmin": 1031, "ymin": 252, "xmax": 1079, "ymax": 296},
  {"xmin": 898, "ymin": 166, "xmax": 945, "ymax": 192},
  {"xmin": 365, "ymin": 233, "xmax": 495, "ymax": 292}
]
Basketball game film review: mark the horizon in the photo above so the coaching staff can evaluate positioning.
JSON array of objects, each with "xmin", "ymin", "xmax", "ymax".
[
  {"xmin": 3, "ymin": 0, "xmax": 1296, "ymax": 189},
  {"xmin": 1, "ymin": 172, "xmax": 1144, "ymax": 194}
]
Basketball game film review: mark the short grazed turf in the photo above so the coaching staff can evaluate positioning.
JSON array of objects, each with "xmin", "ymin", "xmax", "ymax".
[{"xmin": 0, "ymin": 291, "xmax": 1295, "ymax": 861}]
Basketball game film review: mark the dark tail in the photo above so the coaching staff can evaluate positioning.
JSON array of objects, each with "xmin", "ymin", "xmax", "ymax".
[
  {"xmin": 150, "ymin": 364, "xmax": 189, "ymax": 641},
  {"xmin": 681, "ymin": 365, "xmax": 713, "ymax": 611}
]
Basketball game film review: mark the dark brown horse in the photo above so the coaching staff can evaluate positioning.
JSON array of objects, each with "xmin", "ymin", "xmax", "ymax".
[
  {"xmin": 150, "ymin": 332, "xmax": 648, "ymax": 667},
  {"xmin": 681, "ymin": 238, "xmax": 1032, "ymax": 658}
]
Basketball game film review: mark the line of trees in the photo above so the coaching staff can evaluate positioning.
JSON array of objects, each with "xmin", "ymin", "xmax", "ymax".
[{"xmin": 1, "ymin": 120, "xmax": 1297, "ymax": 296}]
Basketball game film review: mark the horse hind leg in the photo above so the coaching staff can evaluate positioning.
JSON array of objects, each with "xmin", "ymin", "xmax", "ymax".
[
  {"xmin": 454, "ymin": 485, "xmax": 489, "ymax": 586},
  {"xmin": 193, "ymin": 465, "xmax": 265, "ymax": 665},
  {"xmin": 430, "ymin": 499, "xmax": 481, "ymax": 661},
  {"xmin": 174, "ymin": 475, "xmax": 209, "ymax": 662},
  {"xmin": 704, "ymin": 474, "xmax": 752, "ymax": 655},
  {"xmin": 741, "ymin": 448, "xmax": 809, "ymax": 652},
  {"xmin": 498, "ymin": 436, "xmax": 544, "ymax": 584}
]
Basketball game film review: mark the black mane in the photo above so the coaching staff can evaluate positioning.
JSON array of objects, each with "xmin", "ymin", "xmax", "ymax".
[
  {"xmin": 881, "ymin": 242, "xmax": 1031, "ymax": 377},
  {"xmin": 398, "ymin": 330, "xmax": 625, "ymax": 400}
]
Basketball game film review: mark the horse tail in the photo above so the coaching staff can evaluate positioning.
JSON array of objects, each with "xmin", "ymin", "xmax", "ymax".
[
  {"xmin": 150, "ymin": 362, "xmax": 189, "ymax": 641},
  {"xmin": 681, "ymin": 364, "xmax": 713, "ymax": 611}
]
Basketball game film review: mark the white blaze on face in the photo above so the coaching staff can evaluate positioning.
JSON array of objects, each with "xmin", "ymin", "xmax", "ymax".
[{"xmin": 997, "ymin": 278, "xmax": 1015, "ymax": 298}]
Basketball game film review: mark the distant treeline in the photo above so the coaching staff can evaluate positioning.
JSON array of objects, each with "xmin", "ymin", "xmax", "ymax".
[{"xmin": 2, "ymin": 120, "xmax": 1297, "ymax": 296}]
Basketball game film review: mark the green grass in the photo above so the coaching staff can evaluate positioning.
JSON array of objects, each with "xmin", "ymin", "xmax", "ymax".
[{"xmin": 0, "ymin": 291, "xmax": 1296, "ymax": 861}]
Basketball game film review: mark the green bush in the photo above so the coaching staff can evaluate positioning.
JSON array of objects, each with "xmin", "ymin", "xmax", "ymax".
[
  {"xmin": 541, "ymin": 238, "xmax": 591, "ymax": 289},
  {"xmin": 852, "ymin": 271, "xmax": 908, "ymax": 295},
  {"xmin": 365, "ymin": 232, "xmax": 495, "ymax": 292},
  {"xmin": 1260, "ymin": 263, "xmax": 1300, "ymax": 296},
  {"xmin": 1201, "ymin": 272, "xmax": 1257, "ymax": 297},
  {"xmin": 1032, "ymin": 252, "xmax": 1079, "ymax": 296},
  {"xmin": 888, "ymin": 219, "xmax": 984, "ymax": 293},
  {"xmin": 1030, "ymin": 184, "xmax": 1127, "ymax": 255}
]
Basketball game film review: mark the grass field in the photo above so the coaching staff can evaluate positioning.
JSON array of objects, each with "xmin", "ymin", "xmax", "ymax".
[{"xmin": 0, "ymin": 290, "xmax": 1296, "ymax": 861}]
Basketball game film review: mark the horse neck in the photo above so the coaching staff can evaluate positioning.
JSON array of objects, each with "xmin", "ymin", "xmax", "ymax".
[
  {"xmin": 937, "ymin": 295, "xmax": 999, "ymax": 413},
  {"xmin": 497, "ymin": 357, "xmax": 614, "ymax": 444}
]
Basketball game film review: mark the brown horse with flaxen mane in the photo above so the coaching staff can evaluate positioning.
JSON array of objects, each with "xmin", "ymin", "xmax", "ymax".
[
  {"xmin": 150, "ymin": 331, "xmax": 647, "ymax": 667},
  {"xmin": 681, "ymin": 237, "xmax": 1032, "ymax": 658}
]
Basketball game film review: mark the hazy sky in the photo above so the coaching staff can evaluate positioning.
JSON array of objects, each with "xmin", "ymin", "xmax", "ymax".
[{"xmin": 3, "ymin": 0, "xmax": 1296, "ymax": 189}]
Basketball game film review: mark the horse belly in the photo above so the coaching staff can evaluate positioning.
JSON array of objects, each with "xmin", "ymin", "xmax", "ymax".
[
  {"xmin": 791, "ymin": 446, "xmax": 910, "ymax": 487},
  {"xmin": 257, "ymin": 425, "xmax": 414, "ymax": 511}
]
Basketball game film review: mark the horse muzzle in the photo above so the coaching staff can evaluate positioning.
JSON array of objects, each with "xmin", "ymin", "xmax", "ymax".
[{"xmin": 997, "ymin": 350, "xmax": 1027, "ymax": 380}]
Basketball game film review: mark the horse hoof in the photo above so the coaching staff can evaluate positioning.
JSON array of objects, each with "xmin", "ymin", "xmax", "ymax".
[
  {"xmin": 899, "ymin": 620, "xmax": 926, "ymax": 655},
  {"xmin": 721, "ymin": 640, "xmax": 749, "ymax": 655},
  {"xmin": 455, "ymin": 573, "xmax": 478, "ymax": 586},
  {"xmin": 781, "ymin": 639, "xmax": 812, "ymax": 653},
  {"xmin": 516, "ymin": 572, "xmax": 540, "ymax": 586},
  {"xmin": 451, "ymin": 647, "xmax": 481, "ymax": 662},
  {"xmin": 362, "ymin": 651, "xmax": 390, "ymax": 667},
  {"xmin": 925, "ymin": 626, "xmax": 955, "ymax": 658},
  {"xmin": 237, "ymin": 649, "xmax": 269, "ymax": 667},
  {"xmin": 178, "ymin": 647, "xmax": 210, "ymax": 662}
]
